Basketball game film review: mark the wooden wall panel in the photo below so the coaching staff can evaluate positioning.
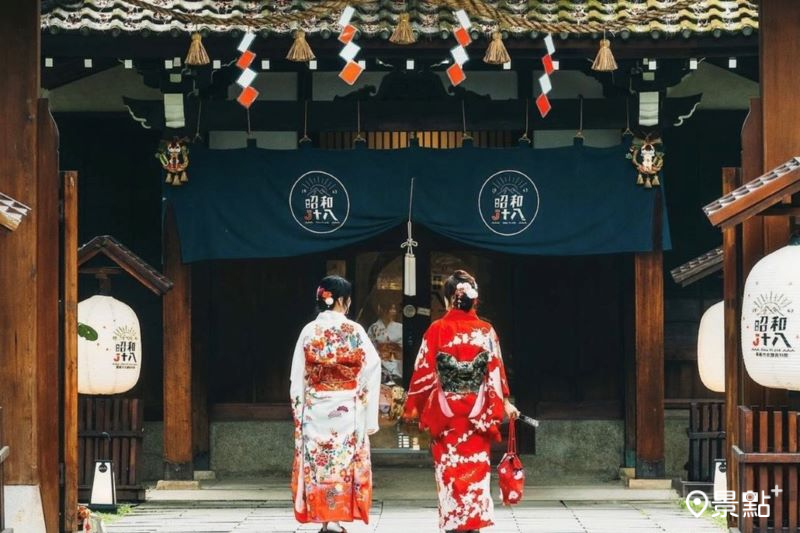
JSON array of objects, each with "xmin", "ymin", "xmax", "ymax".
[
  {"xmin": 63, "ymin": 170, "xmax": 79, "ymax": 533},
  {"xmin": 0, "ymin": 0, "xmax": 41, "ymax": 485}
]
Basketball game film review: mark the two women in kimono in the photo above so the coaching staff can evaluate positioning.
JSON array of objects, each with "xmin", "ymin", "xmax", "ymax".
[{"xmin": 291, "ymin": 270, "xmax": 517, "ymax": 533}]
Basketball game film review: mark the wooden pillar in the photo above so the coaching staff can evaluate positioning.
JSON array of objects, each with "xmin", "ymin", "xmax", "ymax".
[
  {"xmin": 722, "ymin": 167, "xmax": 742, "ymax": 529},
  {"xmin": 163, "ymin": 208, "xmax": 193, "ymax": 479},
  {"xmin": 0, "ymin": 0, "xmax": 41, "ymax": 486},
  {"xmin": 760, "ymin": 0, "xmax": 797, "ymax": 256},
  {"xmin": 62, "ymin": 171, "xmax": 79, "ymax": 533},
  {"xmin": 634, "ymin": 251, "xmax": 665, "ymax": 478},
  {"xmin": 36, "ymin": 101, "xmax": 60, "ymax": 533}
]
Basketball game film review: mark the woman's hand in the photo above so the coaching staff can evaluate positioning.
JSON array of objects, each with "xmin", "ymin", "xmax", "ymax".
[{"xmin": 504, "ymin": 398, "xmax": 520, "ymax": 419}]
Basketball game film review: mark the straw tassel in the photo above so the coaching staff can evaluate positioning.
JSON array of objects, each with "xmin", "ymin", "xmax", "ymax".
[
  {"xmin": 483, "ymin": 32, "xmax": 510, "ymax": 65},
  {"xmin": 185, "ymin": 32, "xmax": 210, "ymax": 66},
  {"xmin": 287, "ymin": 30, "xmax": 315, "ymax": 62},
  {"xmin": 390, "ymin": 13, "xmax": 416, "ymax": 45},
  {"xmin": 591, "ymin": 38, "xmax": 618, "ymax": 72}
]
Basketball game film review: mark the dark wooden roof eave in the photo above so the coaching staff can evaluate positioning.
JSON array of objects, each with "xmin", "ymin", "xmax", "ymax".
[
  {"xmin": 670, "ymin": 246, "xmax": 724, "ymax": 287},
  {"xmin": 78, "ymin": 235, "xmax": 173, "ymax": 295},
  {"xmin": 703, "ymin": 158, "xmax": 800, "ymax": 229}
]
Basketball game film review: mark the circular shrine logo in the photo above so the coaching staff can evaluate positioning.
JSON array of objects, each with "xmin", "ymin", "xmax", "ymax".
[
  {"xmin": 478, "ymin": 170, "xmax": 540, "ymax": 236},
  {"xmin": 289, "ymin": 171, "xmax": 350, "ymax": 234}
]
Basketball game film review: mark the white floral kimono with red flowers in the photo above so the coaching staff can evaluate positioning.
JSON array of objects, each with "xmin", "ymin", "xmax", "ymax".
[
  {"xmin": 290, "ymin": 310, "xmax": 381, "ymax": 525},
  {"xmin": 404, "ymin": 309, "xmax": 510, "ymax": 532}
]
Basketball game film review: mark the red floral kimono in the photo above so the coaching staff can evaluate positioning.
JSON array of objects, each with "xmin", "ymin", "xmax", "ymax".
[
  {"xmin": 404, "ymin": 309, "xmax": 510, "ymax": 532},
  {"xmin": 290, "ymin": 311, "xmax": 381, "ymax": 525}
]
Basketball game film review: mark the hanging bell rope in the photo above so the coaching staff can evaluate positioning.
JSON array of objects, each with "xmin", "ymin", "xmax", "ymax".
[
  {"xmin": 390, "ymin": 12, "xmax": 416, "ymax": 45},
  {"xmin": 591, "ymin": 31, "xmax": 618, "ymax": 72},
  {"xmin": 518, "ymin": 99, "xmax": 531, "ymax": 144},
  {"xmin": 300, "ymin": 100, "xmax": 311, "ymax": 144},
  {"xmin": 185, "ymin": 32, "xmax": 210, "ymax": 66},
  {"xmin": 483, "ymin": 31, "xmax": 510, "ymax": 65},
  {"xmin": 401, "ymin": 177, "xmax": 418, "ymax": 297},
  {"xmin": 461, "ymin": 100, "xmax": 473, "ymax": 141},
  {"xmin": 623, "ymin": 97, "xmax": 633, "ymax": 137},
  {"xmin": 575, "ymin": 95, "xmax": 584, "ymax": 140},
  {"xmin": 287, "ymin": 30, "xmax": 315, "ymax": 62}
]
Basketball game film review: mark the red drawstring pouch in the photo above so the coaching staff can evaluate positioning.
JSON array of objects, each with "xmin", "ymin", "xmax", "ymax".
[{"xmin": 497, "ymin": 416, "xmax": 525, "ymax": 505}]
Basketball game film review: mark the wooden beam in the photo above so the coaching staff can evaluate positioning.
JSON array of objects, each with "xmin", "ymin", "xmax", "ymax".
[
  {"xmin": 722, "ymin": 167, "xmax": 742, "ymax": 530},
  {"xmin": 162, "ymin": 208, "xmax": 193, "ymax": 480},
  {"xmin": 760, "ymin": 0, "xmax": 797, "ymax": 254},
  {"xmin": 62, "ymin": 170, "xmax": 79, "ymax": 533},
  {"xmin": 36, "ymin": 100, "xmax": 60, "ymax": 533},
  {"xmin": 634, "ymin": 250, "xmax": 665, "ymax": 478},
  {"xmin": 0, "ymin": 0, "xmax": 41, "ymax": 486},
  {"xmin": 191, "ymin": 263, "xmax": 210, "ymax": 469},
  {"xmin": 123, "ymin": 94, "xmax": 702, "ymax": 133}
]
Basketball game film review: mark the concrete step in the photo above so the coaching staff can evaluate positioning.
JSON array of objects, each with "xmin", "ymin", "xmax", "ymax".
[
  {"xmin": 194, "ymin": 470, "xmax": 216, "ymax": 481},
  {"xmin": 626, "ymin": 478, "xmax": 674, "ymax": 490}
]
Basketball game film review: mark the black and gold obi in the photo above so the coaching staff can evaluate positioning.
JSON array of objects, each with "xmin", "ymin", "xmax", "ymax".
[{"xmin": 436, "ymin": 351, "xmax": 489, "ymax": 393}]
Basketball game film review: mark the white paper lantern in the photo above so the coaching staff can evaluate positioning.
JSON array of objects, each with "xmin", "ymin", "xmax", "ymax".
[
  {"xmin": 698, "ymin": 301, "xmax": 725, "ymax": 392},
  {"xmin": 741, "ymin": 240, "xmax": 800, "ymax": 390},
  {"xmin": 78, "ymin": 295, "xmax": 142, "ymax": 395}
]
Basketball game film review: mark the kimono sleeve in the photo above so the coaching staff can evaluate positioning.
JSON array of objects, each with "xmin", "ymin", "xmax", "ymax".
[
  {"xmin": 289, "ymin": 325, "xmax": 309, "ymax": 422},
  {"xmin": 488, "ymin": 327, "xmax": 510, "ymax": 398},
  {"xmin": 402, "ymin": 323, "xmax": 439, "ymax": 420},
  {"xmin": 357, "ymin": 323, "xmax": 381, "ymax": 434}
]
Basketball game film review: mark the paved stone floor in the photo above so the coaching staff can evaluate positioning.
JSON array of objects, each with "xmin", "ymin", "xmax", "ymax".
[{"xmin": 105, "ymin": 501, "xmax": 724, "ymax": 533}]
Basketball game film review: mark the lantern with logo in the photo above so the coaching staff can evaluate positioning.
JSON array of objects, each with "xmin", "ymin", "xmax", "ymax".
[
  {"xmin": 78, "ymin": 293, "xmax": 142, "ymax": 511},
  {"xmin": 697, "ymin": 301, "xmax": 725, "ymax": 393},
  {"xmin": 741, "ymin": 237, "xmax": 800, "ymax": 390}
]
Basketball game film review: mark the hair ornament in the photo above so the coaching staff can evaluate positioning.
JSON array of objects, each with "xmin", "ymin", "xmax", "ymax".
[
  {"xmin": 316, "ymin": 286, "xmax": 335, "ymax": 307},
  {"xmin": 456, "ymin": 282, "xmax": 479, "ymax": 300}
]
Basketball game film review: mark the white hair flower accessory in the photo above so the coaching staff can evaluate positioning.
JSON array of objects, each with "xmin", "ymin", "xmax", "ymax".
[{"xmin": 456, "ymin": 282, "xmax": 478, "ymax": 299}]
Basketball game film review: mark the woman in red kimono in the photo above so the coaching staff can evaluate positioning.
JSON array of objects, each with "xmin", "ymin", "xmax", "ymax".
[
  {"xmin": 403, "ymin": 270, "xmax": 519, "ymax": 533},
  {"xmin": 290, "ymin": 276, "xmax": 381, "ymax": 533}
]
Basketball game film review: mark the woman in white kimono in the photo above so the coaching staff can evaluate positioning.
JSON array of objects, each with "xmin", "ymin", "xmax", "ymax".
[{"xmin": 290, "ymin": 276, "xmax": 381, "ymax": 533}]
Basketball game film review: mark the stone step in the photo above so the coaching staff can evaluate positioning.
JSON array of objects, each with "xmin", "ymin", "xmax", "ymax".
[{"xmin": 626, "ymin": 477, "xmax": 674, "ymax": 490}]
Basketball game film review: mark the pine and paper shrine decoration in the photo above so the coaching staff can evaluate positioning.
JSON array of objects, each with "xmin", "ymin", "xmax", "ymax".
[
  {"xmin": 77, "ymin": 295, "xmax": 142, "ymax": 395},
  {"xmin": 628, "ymin": 137, "xmax": 664, "ymax": 188},
  {"xmin": 741, "ymin": 237, "xmax": 800, "ymax": 390},
  {"xmin": 697, "ymin": 301, "xmax": 725, "ymax": 393},
  {"xmin": 156, "ymin": 138, "xmax": 189, "ymax": 186},
  {"xmin": 536, "ymin": 34, "xmax": 557, "ymax": 117},
  {"xmin": 337, "ymin": 6, "xmax": 365, "ymax": 86},
  {"xmin": 235, "ymin": 31, "xmax": 259, "ymax": 108},
  {"xmin": 446, "ymin": 9, "xmax": 473, "ymax": 87}
]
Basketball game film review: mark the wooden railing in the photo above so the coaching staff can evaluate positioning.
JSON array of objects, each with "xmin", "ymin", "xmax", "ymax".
[
  {"xmin": 78, "ymin": 397, "xmax": 144, "ymax": 501},
  {"xmin": 734, "ymin": 406, "xmax": 800, "ymax": 533},
  {"xmin": 0, "ymin": 407, "xmax": 10, "ymax": 532},
  {"xmin": 687, "ymin": 401, "xmax": 726, "ymax": 482}
]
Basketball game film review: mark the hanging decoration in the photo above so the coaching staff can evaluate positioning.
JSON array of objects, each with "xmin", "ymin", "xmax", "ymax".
[
  {"xmin": 446, "ymin": 9, "xmax": 473, "ymax": 87},
  {"xmin": 390, "ymin": 12, "xmax": 416, "ymax": 45},
  {"xmin": 591, "ymin": 32, "xmax": 618, "ymax": 72},
  {"xmin": 235, "ymin": 31, "xmax": 259, "ymax": 108},
  {"xmin": 536, "ymin": 34, "xmax": 556, "ymax": 117},
  {"xmin": 401, "ymin": 177, "xmax": 417, "ymax": 296},
  {"xmin": 337, "ymin": 6, "xmax": 365, "ymax": 85},
  {"xmin": 483, "ymin": 31, "xmax": 510, "ymax": 65},
  {"xmin": 287, "ymin": 29, "xmax": 316, "ymax": 63},
  {"xmin": 697, "ymin": 301, "xmax": 725, "ymax": 393},
  {"xmin": 77, "ymin": 295, "xmax": 142, "ymax": 395},
  {"xmin": 185, "ymin": 32, "xmax": 210, "ymax": 66},
  {"xmin": 156, "ymin": 137, "xmax": 190, "ymax": 186},
  {"xmin": 628, "ymin": 136, "xmax": 664, "ymax": 188},
  {"xmin": 741, "ymin": 237, "xmax": 800, "ymax": 391}
]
